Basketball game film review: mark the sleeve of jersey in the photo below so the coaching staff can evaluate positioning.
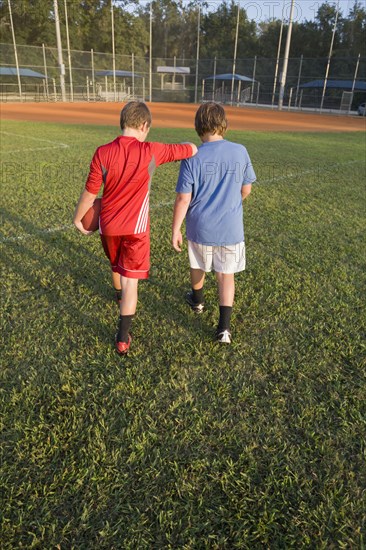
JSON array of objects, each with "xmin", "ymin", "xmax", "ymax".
[
  {"xmin": 175, "ymin": 158, "xmax": 194, "ymax": 193},
  {"xmin": 85, "ymin": 149, "xmax": 103, "ymax": 194},
  {"xmin": 153, "ymin": 142, "xmax": 193, "ymax": 165},
  {"xmin": 242, "ymin": 148, "xmax": 257, "ymax": 185}
]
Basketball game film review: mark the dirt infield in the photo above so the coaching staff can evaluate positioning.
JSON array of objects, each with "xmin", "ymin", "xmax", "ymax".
[{"xmin": 1, "ymin": 101, "xmax": 365, "ymax": 132}]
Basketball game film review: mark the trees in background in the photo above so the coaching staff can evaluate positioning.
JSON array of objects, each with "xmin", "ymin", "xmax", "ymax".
[{"xmin": 0, "ymin": 0, "xmax": 365, "ymax": 60}]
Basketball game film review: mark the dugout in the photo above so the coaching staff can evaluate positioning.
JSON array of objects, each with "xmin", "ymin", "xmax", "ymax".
[
  {"xmin": 156, "ymin": 66, "xmax": 190, "ymax": 91},
  {"xmin": 0, "ymin": 67, "xmax": 49, "ymax": 101},
  {"xmin": 202, "ymin": 73, "xmax": 258, "ymax": 105},
  {"xmin": 299, "ymin": 79, "xmax": 366, "ymax": 111},
  {"xmin": 95, "ymin": 70, "xmax": 145, "ymax": 102}
]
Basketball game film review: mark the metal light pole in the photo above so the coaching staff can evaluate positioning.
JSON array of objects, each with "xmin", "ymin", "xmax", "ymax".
[
  {"xmin": 8, "ymin": 0, "xmax": 22, "ymax": 100},
  {"xmin": 278, "ymin": 0, "xmax": 295, "ymax": 111},
  {"xmin": 64, "ymin": 0, "xmax": 73, "ymax": 101},
  {"xmin": 194, "ymin": 2, "xmax": 201, "ymax": 104},
  {"xmin": 349, "ymin": 53, "xmax": 361, "ymax": 114},
  {"xmin": 149, "ymin": 1, "xmax": 152, "ymax": 102},
  {"xmin": 54, "ymin": 0, "xmax": 66, "ymax": 101},
  {"xmin": 231, "ymin": 2, "xmax": 240, "ymax": 105},
  {"xmin": 320, "ymin": 0, "xmax": 339, "ymax": 112},
  {"xmin": 271, "ymin": 0, "xmax": 285, "ymax": 106},
  {"xmin": 111, "ymin": 0, "xmax": 116, "ymax": 101}
]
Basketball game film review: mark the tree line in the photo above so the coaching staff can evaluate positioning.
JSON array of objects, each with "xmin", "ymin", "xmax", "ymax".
[{"xmin": 0, "ymin": 0, "xmax": 365, "ymax": 62}]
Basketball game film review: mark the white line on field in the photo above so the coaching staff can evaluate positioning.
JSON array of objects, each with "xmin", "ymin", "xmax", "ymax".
[
  {"xmin": 1, "ymin": 160, "xmax": 364, "ymax": 244},
  {"xmin": 0, "ymin": 131, "xmax": 69, "ymax": 154}
]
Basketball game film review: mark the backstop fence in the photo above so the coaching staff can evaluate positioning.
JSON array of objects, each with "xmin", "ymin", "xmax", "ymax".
[{"xmin": 1, "ymin": 43, "xmax": 365, "ymax": 113}]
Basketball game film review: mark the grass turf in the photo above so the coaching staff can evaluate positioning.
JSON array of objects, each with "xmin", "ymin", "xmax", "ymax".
[{"xmin": 1, "ymin": 120, "xmax": 365, "ymax": 548}]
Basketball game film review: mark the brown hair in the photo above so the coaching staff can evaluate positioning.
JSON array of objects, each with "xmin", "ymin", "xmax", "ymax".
[
  {"xmin": 194, "ymin": 102, "xmax": 228, "ymax": 137},
  {"xmin": 120, "ymin": 101, "xmax": 152, "ymax": 130}
]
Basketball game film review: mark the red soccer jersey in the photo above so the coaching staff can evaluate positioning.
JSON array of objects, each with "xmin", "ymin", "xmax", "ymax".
[{"xmin": 85, "ymin": 136, "xmax": 193, "ymax": 236}]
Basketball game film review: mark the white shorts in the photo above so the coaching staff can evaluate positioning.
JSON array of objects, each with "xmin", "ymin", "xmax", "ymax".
[{"xmin": 188, "ymin": 240, "xmax": 246, "ymax": 273}]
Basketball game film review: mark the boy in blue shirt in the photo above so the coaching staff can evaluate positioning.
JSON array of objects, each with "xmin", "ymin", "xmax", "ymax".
[{"xmin": 172, "ymin": 103, "xmax": 256, "ymax": 344}]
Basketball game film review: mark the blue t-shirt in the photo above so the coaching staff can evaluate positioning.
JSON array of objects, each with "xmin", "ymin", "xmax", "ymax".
[{"xmin": 176, "ymin": 139, "xmax": 256, "ymax": 245}]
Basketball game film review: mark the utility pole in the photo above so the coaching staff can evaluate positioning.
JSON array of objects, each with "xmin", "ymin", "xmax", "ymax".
[
  {"xmin": 278, "ymin": 0, "xmax": 295, "ymax": 111},
  {"xmin": 54, "ymin": 0, "xmax": 66, "ymax": 101}
]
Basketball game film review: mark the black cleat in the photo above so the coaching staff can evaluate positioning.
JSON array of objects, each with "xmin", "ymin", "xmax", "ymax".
[{"xmin": 185, "ymin": 291, "xmax": 205, "ymax": 314}]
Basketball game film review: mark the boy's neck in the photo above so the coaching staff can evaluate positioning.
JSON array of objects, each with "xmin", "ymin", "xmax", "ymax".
[
  {"xmin": 122, "ymin": 124, "xmax": 149, "ymax": 142},
  {"xmin": 201, "ymin": 133, "xmax": 224, "ymax": 143}
]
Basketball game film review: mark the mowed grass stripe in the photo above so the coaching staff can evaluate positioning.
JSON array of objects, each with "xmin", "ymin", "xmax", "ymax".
[{"xmin": 1, "ymin": 120, "xmax": 365, "ymax": 548}]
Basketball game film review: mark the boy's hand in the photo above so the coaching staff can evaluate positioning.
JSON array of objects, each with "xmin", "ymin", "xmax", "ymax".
[
  {"xmin": 74, "ymin": 219, "xmax": 94, "ymax": 236},
  {"xmin": 172, "ymin": 230, "xmax": 183, "ymax": 252}
]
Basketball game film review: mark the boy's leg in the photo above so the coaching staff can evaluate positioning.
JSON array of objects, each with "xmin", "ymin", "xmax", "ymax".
[
  {"xmin": 112, "ymin": 270, "xmax": 122, "ymax": 303},
  {"xmin": 117, "ymin": 276, "xmax": 138, "ymax": 344},
  {"xmin": 190, "ymin": 268, "xmax": 205, "ymax": 303},
  {"xmin": 215, "ymin": 272, "xmax": 235, "ymax": 333}
]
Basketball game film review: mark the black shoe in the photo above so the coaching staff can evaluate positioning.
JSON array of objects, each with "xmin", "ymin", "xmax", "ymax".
[
  {"xmin": 185, "ymin": 291, "xmax": 205, "ymax": 314},
  {"xmin": 216, "ymin": 329, "xmax": 232, "ymax": 344}
]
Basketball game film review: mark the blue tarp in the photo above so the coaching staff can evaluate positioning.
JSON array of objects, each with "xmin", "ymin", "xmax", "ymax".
[
  {"xmin": 204, "ymin": 73, "xmax": 255, "ymax": 83},
  {"xmin": 96, "ymin": 70, "xmax": 142, "ymax": 78},
  {"xmin": 0, "ymin": 67, "xmax": 47, "ymax": 78},
  {"xmin": 300, "ymin": 79, "xmax": 366, "ymax": 91}
]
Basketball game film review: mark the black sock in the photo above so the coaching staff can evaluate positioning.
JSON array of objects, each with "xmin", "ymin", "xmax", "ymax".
[
  {"xmin": 218, "ymin": 306, "xmax": 232, "ymax": 331},
  {"xmin": 192, "ymin": 287, "xmax": 204, "ymax": 304},
  {"xmin": 114, "ymin": 288, "xmax": 122, "ymax": 302},
  {"xmin": 117, "ymin": 315, "xmax": 133, "ymax": 343}
]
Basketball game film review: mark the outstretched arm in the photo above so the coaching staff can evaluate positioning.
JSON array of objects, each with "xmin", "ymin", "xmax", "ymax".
[
  {"xmin": 172, "ymin": 192, "xmax": 192, "ymax": 252},
  {"xmin": 73, "ymin": 189, "xmax": 98, "ymax": 235}
]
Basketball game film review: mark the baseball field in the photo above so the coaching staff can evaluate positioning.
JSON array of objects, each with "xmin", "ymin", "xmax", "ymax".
[{"xmin": 1, "ymin": 103, "xmax": 365, "ymax": 547}]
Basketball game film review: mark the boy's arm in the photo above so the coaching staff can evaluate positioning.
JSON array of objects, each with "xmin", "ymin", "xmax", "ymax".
[
  {"xmin": 241, "ymin": 183, "xmax": 252, "ymax": 200},
  {"xmin": 172, "ymin": 192, "xmax": 192, "ymax": 252},
  {"xmin": 73, "ymin": 148, "xmax": 103, "ymax": 235},
  {"xmin": 155, "ymin": 142, "xmax": 197, "ymax": 165},
  {"xmin": 73, "ymin": 189, "xmax": 98, "ymax": 235}
]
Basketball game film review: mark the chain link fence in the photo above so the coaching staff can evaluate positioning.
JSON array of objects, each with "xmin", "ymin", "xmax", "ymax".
[{"xmin": 1, "ymin": 43, "xmax": 365, "ymax": 113}]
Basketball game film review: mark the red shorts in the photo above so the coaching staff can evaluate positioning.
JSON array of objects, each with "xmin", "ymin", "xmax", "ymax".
[{"xmin": 100, "ymin": 233, "xmax": 150, "ymax": 279}]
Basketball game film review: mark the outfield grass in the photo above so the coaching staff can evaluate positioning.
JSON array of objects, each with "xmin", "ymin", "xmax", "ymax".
[{"xmin": 1, "ymin": 120, "xmax": 365, "ymax": 548}]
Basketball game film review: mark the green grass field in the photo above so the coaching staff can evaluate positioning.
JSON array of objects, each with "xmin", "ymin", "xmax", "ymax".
[{"xmin": 1, "ymin": 119, "xmax": 365, "ymax": 548}]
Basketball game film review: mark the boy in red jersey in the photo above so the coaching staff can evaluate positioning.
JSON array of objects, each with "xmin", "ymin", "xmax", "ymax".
[{"xmin": 74, "ymin": 101, "xmax": 197, "ymax": 354}]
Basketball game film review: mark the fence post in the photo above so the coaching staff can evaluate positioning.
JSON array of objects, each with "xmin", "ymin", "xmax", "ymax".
[
  {"xmin": 42, "ymin": 43, "xmax": 50, "ymax": 100},
  {"xmin": 250, "ymin": 55, "xmax": 257, "ymax": 102},
  {"xmin": 212, "ymin": 56, "xmax": 216, "ymax": 101},
  {"xmin": 349, "ymin": 53, "xmax": 360, "ymax": 114},
  {"xmin": 86, "ymin": 76, "xmax": 90, "ymax": 101},
  {"xmin": 91, "ymin": 49, "xmax": 96, "ymax": 100},
  {"xmin": 294, "ymin": 54, "xmax": 303, "ymax": 108},
  {"xmin": 288, "ymin": 87, "xmax": 293, "ymax": 110},
  {"xmin": 132, "ymin": 53, "xmax": 135, "ymax": 98},
  {"xmin": 53, "ymin": 78, "xmax": 57, "ymax": 101}
]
